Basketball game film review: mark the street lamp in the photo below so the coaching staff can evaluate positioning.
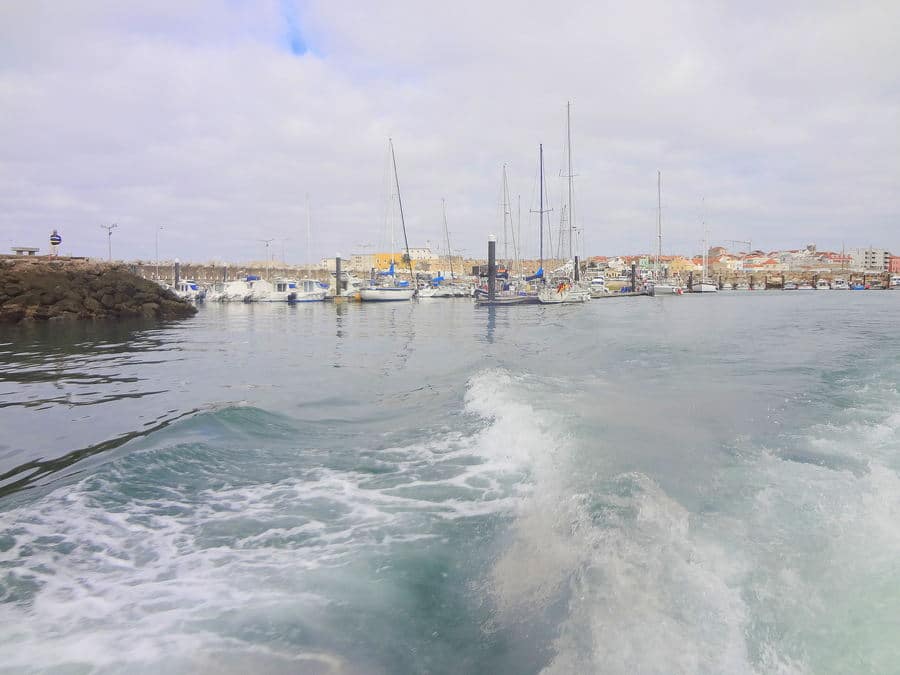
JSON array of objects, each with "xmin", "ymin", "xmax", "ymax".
[
  {"xmin": 260, "ymin": 238, "xmax": 274, "ymax": 280},
  {"xmin": 155, "ymin": 225, "xmax": 164, "ymax": 280},
  {"xmin": 101, "ymin": 223, "xmax": 118, "ymax": 261}
]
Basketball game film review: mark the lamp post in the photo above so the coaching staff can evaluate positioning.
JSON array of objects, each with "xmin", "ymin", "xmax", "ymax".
[
  {"xmin": 155, "ymin": 225, "xmax": 164, "ymax": 280},
  {"xmin": 260, "ymin": 238, "xmax": 274, "ymax": 280},
  {"xmin": 101, "ymin": 223, "xmax": 118, "ymax": 261}
]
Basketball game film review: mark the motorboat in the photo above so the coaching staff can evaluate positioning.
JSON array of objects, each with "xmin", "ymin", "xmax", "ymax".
[
  {"xmin": 290, "ymin": 279, "xmax": 328, "ymax": 302},
  {"xmin": 735, "ymin": 281, "xmax": 751, "ymax": 291},
  {"xmin": 832, "ymin": 278, "xmax": 848, "ymax": 290},
  {"xmin": 245, "ymin": 277, "xmax": 274, "ymax": 302},
  {"xmin": 798, "ymin": 282, "xmax": 815, "ymax": 290},
  {"xmin": 891, "ymin": 275, "xmax": 900, "ymax": 289},
  {"xmin": 589, "ymin": 276, "xmax": 611, "ymax": 297},
  {"xmin": 751, "ymin": 282, "xmax": 765, "ymax": 290},
  {"xmin": 783, "ymin": 281, "xmax": 798, "ymax": 290},
  {"xmin": 173, "ymin": 280, "xmax": 204, "ymax": 302},
  {"xmin": 257, "ymin": 278, "xmax": 326, "ymax": 302},
  {"xmin": 850, "ymin": 281, "xmax": 866, "ymax": 290},
  {"xmin": 256, "ymin": 278, "xmax": 300, "ymax": 302},
  {"xmin": 815, "ymin": 279, "xmax": 831, "ymax": 290}
]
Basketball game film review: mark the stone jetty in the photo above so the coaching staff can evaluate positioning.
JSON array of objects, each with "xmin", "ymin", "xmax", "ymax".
[{"xmin": 0, "ymin": 257, "xmax": 197, "ymax": 323}]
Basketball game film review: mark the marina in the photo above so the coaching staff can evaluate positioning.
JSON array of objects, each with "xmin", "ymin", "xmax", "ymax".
[{"xmin": 2, "ymin": 3, "xmax": 899, "ymax": 673}]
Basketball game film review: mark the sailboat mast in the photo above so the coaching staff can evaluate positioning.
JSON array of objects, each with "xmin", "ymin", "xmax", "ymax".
[
  {"xmin": 502, "ymin": 165, "xmax": 509, "ymax": 265},
  {"xmin": 389, "ymin": 138, "xmax": 416, "ymax": 291},
  {"xmin": 442, "ymin": 198, "xmax": 454, "ymax": 280},
  {"xmin": 539, "ymin": 143, "xmax": 544, "ymax": 274},
  {"xmin": 657, "ymin": 170, "xmax": 662, "ymax": 277},
  {"xmin": 306, "ymin": 193, "xmax": 311, "ymax": 274},
  {"xmin": 567, "ymin": 101, "xmax": 574, "ymax": 260},
  {"xmin": 517, "ymin": 194, "xmax": 521, "ymax": 278}
]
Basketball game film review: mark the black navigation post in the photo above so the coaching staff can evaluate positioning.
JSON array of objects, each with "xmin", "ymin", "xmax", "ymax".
[{"xmin": 488, "ymin": 235, "xmax": 497, "ymax": 303}]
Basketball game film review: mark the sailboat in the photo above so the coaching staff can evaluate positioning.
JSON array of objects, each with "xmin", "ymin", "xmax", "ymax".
[
  {"xmin": 691, "ymin": 227, "xmax": 718, "ymax": 293},
  {"xmin": 360, "ymin": 139, "xmax": 416, "ymax": 302},
  {"xmin": 651, "ymin": 171, "xmax": 683, "ymax": 295},
  {"xmin": 539, "ymin": 103, "xmax": 589, "ymax": 305}
]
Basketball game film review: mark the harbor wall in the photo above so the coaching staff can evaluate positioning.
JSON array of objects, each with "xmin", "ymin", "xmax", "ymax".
[{"xmin": 0, "ymin": 257, "xmax": 197, "ymax": 324}]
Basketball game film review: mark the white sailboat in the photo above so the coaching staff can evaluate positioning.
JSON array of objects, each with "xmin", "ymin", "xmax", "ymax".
[
  {"xmin": 652, "ymin": 171, "xmax": 683, "ymax": 296},
  {"xmin": 361, "ymin": 138, "xmax": 416, "ymax": 302},
  {"xmin": 540, "ymin": 103, "xmax": 590, "ymax": 305},
  {"xmin": 691, "ymin": 207, "xmax": 718, "ymax": 293}
]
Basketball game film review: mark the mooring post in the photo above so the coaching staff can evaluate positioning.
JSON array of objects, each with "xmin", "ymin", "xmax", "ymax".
[
  {"xmin": 574, "ymin": 255, "xmax": 580, "ymax": 282},
  {"xmin": 174, "ymin": 258, "xmax": 181, "ymax": 285},
  {"xmin": 335, "ymin": 254, "xmax": 342, "ymax": 298},
  {"xmin": 631, "ymin": 263, "xmax": 637, "ymax": 293},
  {"xmin": 688, "ymin": 271, "xmax": 694, "ymax": 292},
  {"xmin": 487, "ymin": 235, "xmax": 497, "ymax": 302}
]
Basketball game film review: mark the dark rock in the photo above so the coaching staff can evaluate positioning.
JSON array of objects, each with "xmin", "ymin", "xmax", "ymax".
[{"xmin": 0, "ymin": 259, "xmax": 197, "ymax": 324}]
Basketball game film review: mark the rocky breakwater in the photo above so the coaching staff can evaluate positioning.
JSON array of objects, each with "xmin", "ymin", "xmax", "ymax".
[{"xmin": 0, "ymin": 258, "xmax": 197, "ymax": 323}]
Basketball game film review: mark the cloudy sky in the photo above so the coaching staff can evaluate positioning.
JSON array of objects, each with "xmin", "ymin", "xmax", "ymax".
[{"xmin": 1, "ymin": 1, "xmax": 898, "ymax": 263}]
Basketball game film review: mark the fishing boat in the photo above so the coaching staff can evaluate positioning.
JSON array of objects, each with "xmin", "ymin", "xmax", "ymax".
[
  {"xmin": 850, "ymin": 281, "xmax": 866, "ymax": 290},
  {"xmin": 361, "ymin": 139, "xmax": 417, "ymax": 302},
  {"xmin": 832, "ymin": 278, "xmax": 848, "ymax": 290},
  {"xmin": 815, "ymin": 279, "xmax": 831, "ymax": 290}
]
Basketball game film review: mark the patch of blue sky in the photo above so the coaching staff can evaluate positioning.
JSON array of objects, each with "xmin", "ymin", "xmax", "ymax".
[{"xmin": 281, "ymin": 0, "xmax": 307, "ymax": 55}]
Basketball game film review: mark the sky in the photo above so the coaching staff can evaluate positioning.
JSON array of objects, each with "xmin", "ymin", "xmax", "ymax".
[{"xmin": 1, "ymin": 0, "xmax": 898, "ymax": 263}]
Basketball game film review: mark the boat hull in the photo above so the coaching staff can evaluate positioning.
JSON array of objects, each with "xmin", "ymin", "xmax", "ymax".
[
  {"xmin": 538, "ymin": 286, "xmax": 590, "ymax": 304},
  {"xmin": 359, "ymin": 288, "xmax": 414, "ymax": 302},
  {"xmin": 653, "ymin": 284, "xmax": 683, "ymax": 295},
  {"xmin": 691, "ymin": 283, "xmax": 718, "ymax": 293},
  {"xmin": 476, "ymin": 294, "xmax": 540, "ymax": 306}
]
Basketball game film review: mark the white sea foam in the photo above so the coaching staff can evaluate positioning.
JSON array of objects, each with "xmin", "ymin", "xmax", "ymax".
[{"xmin": 0, "ymin": 368, "xmax": 554, "ymax": 672}]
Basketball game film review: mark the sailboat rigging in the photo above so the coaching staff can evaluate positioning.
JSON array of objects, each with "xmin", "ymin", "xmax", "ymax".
[{"xmin": 360, "ymin": 138, "xmax": 416, "ymax": 301}]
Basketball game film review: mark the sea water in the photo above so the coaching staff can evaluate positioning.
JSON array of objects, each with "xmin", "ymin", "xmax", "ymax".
[{"xmin": 0, "ymin": 293, "xmax": 898, "ymax": 674}]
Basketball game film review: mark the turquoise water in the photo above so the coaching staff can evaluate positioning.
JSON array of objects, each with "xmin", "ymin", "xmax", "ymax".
[{"xmin": 1, "ymin": 294, "xmax": 899, "ymax": 674}]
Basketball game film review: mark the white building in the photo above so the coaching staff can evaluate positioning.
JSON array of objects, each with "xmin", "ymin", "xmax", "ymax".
[
  {"xmin": 407, "ymin": 247, "xmax": 439, "ymax": 262},
  {"xmin": 850, "ymin": 247, "xmax": 891, "ymax": 271}
]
